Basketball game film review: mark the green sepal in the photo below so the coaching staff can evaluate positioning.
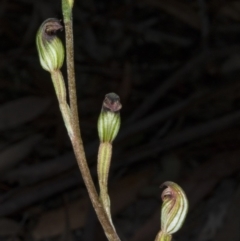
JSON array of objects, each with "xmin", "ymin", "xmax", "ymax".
[{"xmin": 98, "ymin": 93, "xmax": 121, "ymax": 143}]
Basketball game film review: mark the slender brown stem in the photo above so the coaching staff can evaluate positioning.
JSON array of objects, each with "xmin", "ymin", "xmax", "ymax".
[
  {"xmin": 62, "ymin": 2, "xmax": 121, "ymax": 241},
  {"xmin": 64, "ymin": 20, "xmax": 80, "ymax": 135},
  {"xmin": 71, "ymin": 138, "xmax": 120, "ymax": 241}
]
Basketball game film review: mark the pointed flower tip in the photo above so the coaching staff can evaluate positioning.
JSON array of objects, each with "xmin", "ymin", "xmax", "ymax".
[
  {"xmin": 36, "ymin": 18, "xmax": 64, "ymax": 72},
  {"xmin": 160, "ymin": 181, "xmax": 188, "ymax": 235},
  {"xmin": 98, "ymin": 93, "xmax": 121, "ymax": 143},
  {"xmin": 102, "ymin": 93, "xmax": 122, "ymax": 113}
]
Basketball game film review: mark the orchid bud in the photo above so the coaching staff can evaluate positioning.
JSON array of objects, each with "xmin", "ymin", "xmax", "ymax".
[
  {"xmin": 36, "ymin": 18, "xmax": 64, "ymax": 73},
  {"xmin": 161, "ymin": 181, "xmax": 188, "ymax": 234},
  {"xmin": 98, "ymin": 93, "xmax": 121, "ymax": 143}
]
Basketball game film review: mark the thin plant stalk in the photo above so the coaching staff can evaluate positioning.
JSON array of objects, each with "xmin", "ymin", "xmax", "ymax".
[
  {"xmin": 51, "ymin": 70, "xmax": 73, "ymax": 138},
  {"xmin": 61, "ymin": 1, "xmax": 79, "ymax": 134},
  {"xmin": 97, "ymin": 142, "xmax": 114, "ymax": 225},
  {"xmin": 61, "ymin": 1, "xmax": 121, "ymax": 240}
]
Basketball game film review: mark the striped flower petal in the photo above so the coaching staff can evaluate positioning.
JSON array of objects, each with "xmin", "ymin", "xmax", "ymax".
[
  {"xmin": 161, "ymin": 181, "xmax": 188, "ymax": 234},
  {"xmin": 36, "ymin": 18, "xmax": 64, "ymax": 73}
]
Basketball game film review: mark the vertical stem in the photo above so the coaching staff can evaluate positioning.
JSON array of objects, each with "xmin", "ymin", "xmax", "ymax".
[
  {"xmin": 61, "ymin": 1, "xmax": 121, "ymax": 240},
  {"xmin": 63, "ymin": 14, "xmax": 81, "ymax": 139}
]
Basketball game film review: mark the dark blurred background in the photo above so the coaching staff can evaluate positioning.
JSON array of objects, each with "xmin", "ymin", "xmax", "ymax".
[{"xmin": 0, "ymin": 0, "xmax": 240, "ymax": 240}]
